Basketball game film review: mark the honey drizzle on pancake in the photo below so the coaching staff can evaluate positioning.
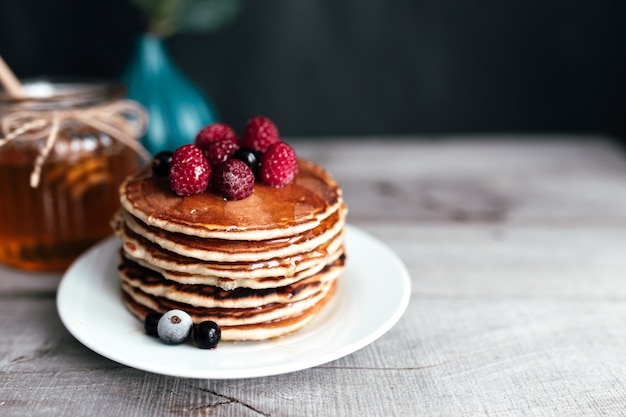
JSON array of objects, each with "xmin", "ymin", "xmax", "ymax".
[{"xmin": 120, "ymin": 160, "xmax": 342, "ymax": 239}]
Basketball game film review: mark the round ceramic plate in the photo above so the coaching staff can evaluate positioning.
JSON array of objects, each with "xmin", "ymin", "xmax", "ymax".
[{"xmin": 56, "ymin": 225, "xmax": 411, "ymax": 379}]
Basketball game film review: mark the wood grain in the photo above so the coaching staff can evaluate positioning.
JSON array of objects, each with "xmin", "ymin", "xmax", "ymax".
[{"xmin": 2, "ymin": 137, "xmax": 626, "ymax": 416}]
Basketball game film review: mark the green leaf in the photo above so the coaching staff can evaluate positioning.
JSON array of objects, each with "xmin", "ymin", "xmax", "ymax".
[{"xmin": 130, "ymin": 0, "xmax": 244, "ymax": 36}]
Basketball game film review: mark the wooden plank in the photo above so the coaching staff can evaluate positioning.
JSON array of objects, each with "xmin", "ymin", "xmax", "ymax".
[
  {"xmin": 361, "ymin": 223, "xmax": 626, "ymax": 298},
  {"xmin": 2, "ymin": 297, "xmax": 626, "ymax": 416},
  {"xmin": 297, "ymin": 138, "xmax": 626, "ymax": 226},
  {"xmin": 0, "ymin": 266, "xmax": 61, "ymax": 295}
]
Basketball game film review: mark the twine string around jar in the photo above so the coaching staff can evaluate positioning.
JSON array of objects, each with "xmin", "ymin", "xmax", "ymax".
[{"xmin": 0, "ymin": 99, "xmax": 151, "ymax": 187}]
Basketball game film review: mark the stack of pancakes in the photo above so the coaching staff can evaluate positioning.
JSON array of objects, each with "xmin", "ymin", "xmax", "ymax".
[{"xmin": 113, "ymin": 159, "xmax": 347, "ymax": 341}]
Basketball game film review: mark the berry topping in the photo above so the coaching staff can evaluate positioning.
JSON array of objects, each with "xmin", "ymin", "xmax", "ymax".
[
  {"xmin": 144, "ymin": 312, "xmax": 163, "ymax": 337},
  {"xmin": 157, "ymin": 309, "xmax": 193, "ymax": 345},
  {"xmin": 194, "ymin": 321, "xmax": 221, "ymax": 349},
  {"xmin": 259, "ymin": 142, "xmax": 298, "ymax": 187},
  {"xmin": 232, "ymin": 147, "xmax": 262, "ymax": 172},
  {"xmin": 152, "ymin": 151, "xmax": 173, "ymax": 177},
  {"xmin": 214, "ymin": 159, "xmax": 255, "ymax": 200},
  {"xmin": 240, "ymin": 116, "xmax": 280, "ymax": 153},
  {"xmin": 169, "ymin": 144, "xmax": 211, "ymax": 196},
  {"xmin": 194, "ymin": 122, "xmax": 238, "ymax": 150},
  {"xmin": 202, "ymin": 138, "xmax": 240, "ymax": 166}
]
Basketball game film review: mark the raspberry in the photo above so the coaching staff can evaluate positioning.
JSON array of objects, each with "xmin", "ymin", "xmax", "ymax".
[
  {"xmin": 169, "ymin": 144, "xmax": 211, "ymax": 196},
  {"xmin": 213, "ymin": 159, "xmax": 255, "ymax": 200},
  {"xmin": 240, "ymin": 116, "xmax": 280, "ymax": 153},
  {"xmin": 195, "ymin": 123, "xmax": 238, "ymax": 151},
  {"xmin": 259, "ymin": 142, "xmax": 298, "ymax": 187},
  {"xmin": 202, "ymin": 138, "xmax": 240, "ymax": 166}
]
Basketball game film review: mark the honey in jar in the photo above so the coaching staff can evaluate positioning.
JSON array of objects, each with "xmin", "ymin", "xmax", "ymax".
[{"xmin": 0, "ymin": 81, "xmax": 148, "ymax": 271}]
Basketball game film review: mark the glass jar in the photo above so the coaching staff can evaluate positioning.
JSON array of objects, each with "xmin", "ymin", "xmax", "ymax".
[{"xmin": 0, "ymin": 80, "xmax": 147, "ymax": 271}]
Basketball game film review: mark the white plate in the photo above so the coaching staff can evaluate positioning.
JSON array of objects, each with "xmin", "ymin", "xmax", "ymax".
[{"xmin": 56, "ymin": 225, "xmax": 411, "ymax": 379}]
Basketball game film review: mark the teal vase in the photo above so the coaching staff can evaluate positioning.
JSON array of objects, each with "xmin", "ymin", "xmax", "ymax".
[{"xmin": 122, "ymin": 33, "xmax": 218, "ymax": 155}]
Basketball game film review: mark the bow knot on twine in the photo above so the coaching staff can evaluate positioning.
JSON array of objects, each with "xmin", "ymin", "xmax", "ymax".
[{"xmin": 0, "ymin": 99, "xmax": 150, "ymax": 187}]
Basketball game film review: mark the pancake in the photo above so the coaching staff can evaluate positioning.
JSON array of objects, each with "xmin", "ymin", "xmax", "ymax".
[
  {"xmin": 122, "ymin": 280, "xmax": 337, "ymax": 341},
  {"xmin": 121, "ymin": 281, "xmax": 335, "ymax": 328},
  {"xmin": 125, "ymin": 245, "xmax": 345, "ymax": 290},
  {"xmin": 119, "ymin": 254, "xmax": 343, "ymax": 327},
  {"xmin": 119, "ymin": 254, "xmax": 343, "ymax": 309},
  {"xmin": 120, "ymin": 159, "xmax": 342, "ymax": 240},
  {"xmin": 114, "ymin": 157, "xmax": 347, "ymax": 341},
  {"xmin": 116, "ymin": 204, "xmax": 347, "ymax": 262},
  {"xmin": 116, "ymin": 221, "xmax": 345, "ymax": 283}
]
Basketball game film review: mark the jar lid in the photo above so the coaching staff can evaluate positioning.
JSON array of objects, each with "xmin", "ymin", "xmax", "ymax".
[{"xmin": 0, "ymin": 79, "xmax": 126, "ymax": 108}]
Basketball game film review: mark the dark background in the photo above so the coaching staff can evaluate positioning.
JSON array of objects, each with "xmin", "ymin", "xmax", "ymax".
[{"xmin": 1, "ymin": 0, "xmax": 625, "ymax": 139}]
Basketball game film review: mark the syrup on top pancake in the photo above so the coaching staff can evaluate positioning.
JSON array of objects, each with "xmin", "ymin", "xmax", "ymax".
[{"xmin": 120, "ymin": 160, "xmax": 343, "ymax": 240}]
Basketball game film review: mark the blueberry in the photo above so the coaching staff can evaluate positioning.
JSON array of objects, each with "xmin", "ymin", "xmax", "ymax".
[
  {"xmin": 232, "ymin": 147, "xmax": 262, "ymax": 172},
  {"xmin": 152, "ymin": 150, "xmax": 173, "ymax": 177},
  {"xmin": 157, "ymin": 309, "xmax": 193, "ymax": 345},
  {"xmin": 144, "ymin": 312, "xmax": 162, "ymax": 337},
  {"xmin": 194, "ymin": 321, "xmax": 221, "ymax": 349}
]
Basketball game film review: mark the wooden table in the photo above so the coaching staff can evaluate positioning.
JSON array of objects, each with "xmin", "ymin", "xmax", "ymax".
[{"xmin": 3, "ymin": 137, "xmax": 626, "ymax": 416}]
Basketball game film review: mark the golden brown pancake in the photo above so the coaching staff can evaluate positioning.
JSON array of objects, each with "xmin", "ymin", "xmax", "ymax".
[
  {"xmin": 122, "ymin": 281, "xmax": 337, "ymax": 341},
  {"xmin": 116, "ymin": 220, "xmax": 345, "ymax": 284},
  {"xmin": 119, "ymin": 254, "xmax": 343, "ymax": 327},
  {"xmin": 116, "ymin": 204, "xmax": 346, "ymax": 262},
  {"xmin": 120, "ymin": 160, "xmax": 343, "ymax": 240},
  {"xmin": 124, "ymin": 246, "xmax": 345, "ymax": 290},
  {"xmin": 119, "ymin": 254, "xmax": 342, "ymax": 309}
]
